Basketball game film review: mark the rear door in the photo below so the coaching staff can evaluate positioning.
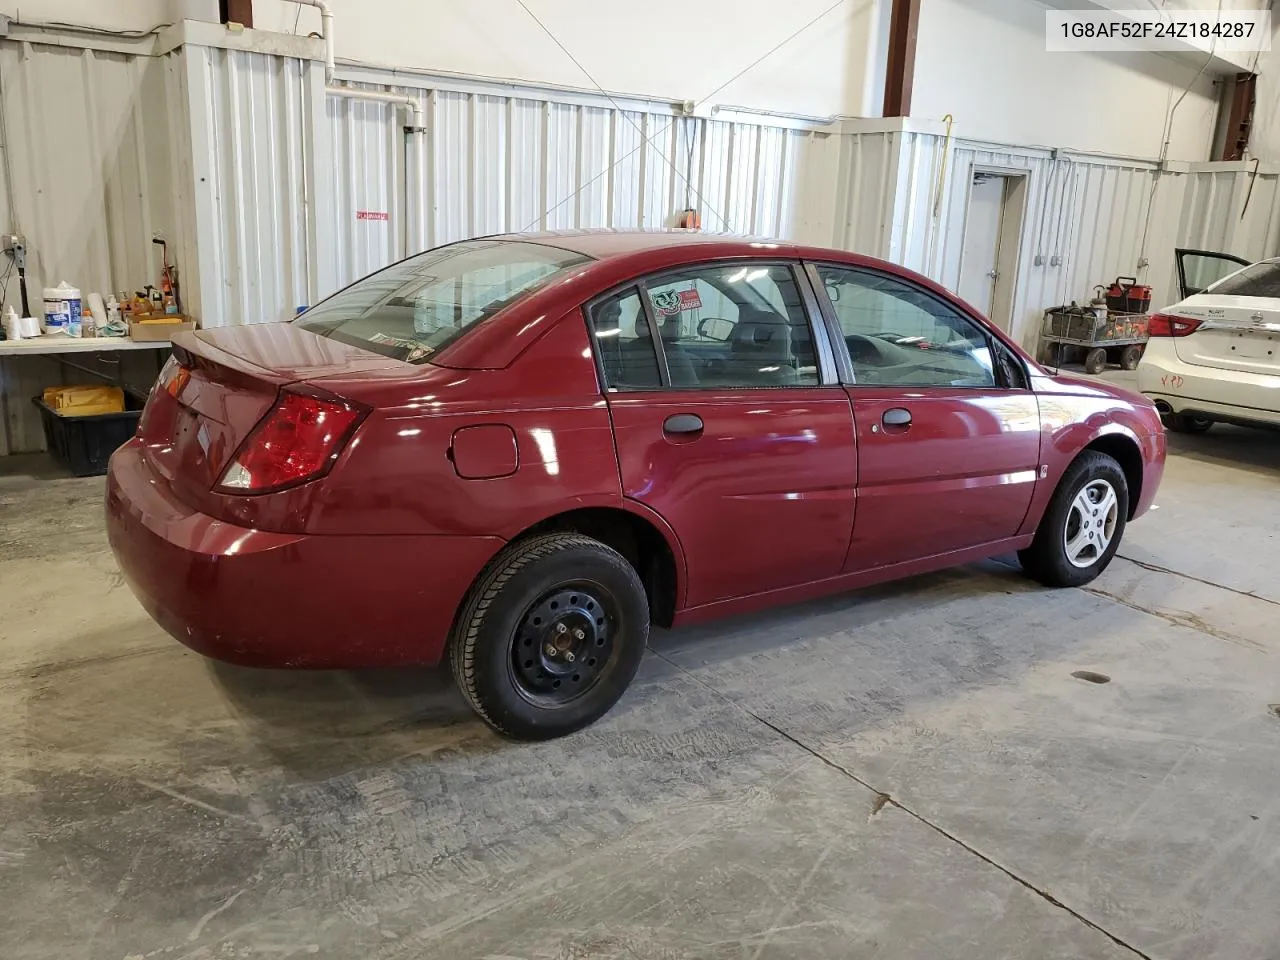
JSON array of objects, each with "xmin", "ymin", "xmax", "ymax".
[
  {"xmin": 1170, "ymin": 258, "xmax": 1280, "ymax": 376},
  {"xmin": 586, "ymin": 261, "xmax": 857, "ymax": 609},
  {"xmin": 809, "ymin": 263, "xmax": 1042, "ymax": 571},
  {"xmin": 1175, "ymin": 248, "xmax": 1251, "ymax": 298}
]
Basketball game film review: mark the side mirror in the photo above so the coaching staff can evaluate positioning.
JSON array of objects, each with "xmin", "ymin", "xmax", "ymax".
[{"xmin": 825, "ymin": 283, "xmax": 840, "ymax": 303}]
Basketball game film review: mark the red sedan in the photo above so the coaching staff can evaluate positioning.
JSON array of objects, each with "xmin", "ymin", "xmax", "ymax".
[{"xmin": 106, "ymin": 231, "xmax": 1165, "ymax": 739}]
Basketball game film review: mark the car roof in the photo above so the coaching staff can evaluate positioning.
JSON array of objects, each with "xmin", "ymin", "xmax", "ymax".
[{"xmin": 492, "ymin": 229, "xmax": 792, "ymax": 259}]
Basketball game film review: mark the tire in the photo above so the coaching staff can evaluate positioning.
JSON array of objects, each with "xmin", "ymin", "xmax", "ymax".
[
  {"xmin": 449, "ymin": 533, "xmax": 649, "ymax": 740},
  {"xmin": 1163, "ymin": 413, "xmax": 1213, "ymax": 434},
  {"xmin": 1038, "ymin": 341, "xmax": 1060, "ymax": 366},
  {"xmin": 1120, "ymin": 344, "xmax": 1143, "ymax": 371},
  {"xmin": 1018, "ymin": 451, "xmax": 1128, "ymax": 588},
  {"xmin": 1084, "ymin": 347, "xmax": 1108, "ymax": 375}
]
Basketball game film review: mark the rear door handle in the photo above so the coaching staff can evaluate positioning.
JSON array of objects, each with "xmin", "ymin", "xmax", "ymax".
[
  {"xmin": 663, "ymin": 413, "xmax": 704, "ymax": 435},
  {"xmin": 882, "ymin": 407, "xmax": 912, "ymax": 427}
]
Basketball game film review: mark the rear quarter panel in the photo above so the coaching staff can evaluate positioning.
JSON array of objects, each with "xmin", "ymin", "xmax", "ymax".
[
  {"xmin": 305, "ymin": 311, "xmax": 626, "ymax": 539},
  {"xmin": 1018, "ymin": 371, "xmax": 1165, "ymax": 534}
]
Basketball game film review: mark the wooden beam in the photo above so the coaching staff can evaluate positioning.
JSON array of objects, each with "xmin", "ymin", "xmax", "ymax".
[
  {"xmin": 1220, "ymin": 73, "xmax": 1256, "ymax": 162},
  {"xmin": 882, "ymin": 0, "xmax": 921, "ymax": 117},
  {"xmin": 220, "ymin": 0, "xmax": 254, "ymax": 28}
]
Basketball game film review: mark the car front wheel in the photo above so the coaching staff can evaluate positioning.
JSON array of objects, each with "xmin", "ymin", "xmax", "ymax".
[
  {"xmin": 450, "ymin": 533, "xmax": 649, "ymax": 740},
  {"xmin": 1018, "ymin": 451, "xmax": 1128, "ymax": 587}
]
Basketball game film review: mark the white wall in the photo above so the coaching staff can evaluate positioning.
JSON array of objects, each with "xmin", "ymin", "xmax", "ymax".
[
  {"xmin": 913, "ymin": 0, "xmax": 1222, "ymax": 161},
  {"xmin": 249, "ymin": 0, "xmax": 884, "ymax": 118},
  {"xmin": 0, "ymin": 1, "xmax": 172, "ymax": 30}
]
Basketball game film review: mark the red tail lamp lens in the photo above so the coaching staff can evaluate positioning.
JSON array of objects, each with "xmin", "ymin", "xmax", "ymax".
[
  {"xmin": 217, "ymin": 391, "xmax": 365, "ymax": 493},
  {"xmin": 1147, "ymin": 313, "xmax": 1202, "ymax": 338}
]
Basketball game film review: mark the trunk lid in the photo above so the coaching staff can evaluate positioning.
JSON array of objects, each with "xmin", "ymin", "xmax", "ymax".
[
  {"xmin": 1170, "ymin": 295, "xmax": 1280, "ymax": 376},
  {"xmin": 139, "ymin": 324, "xmax": 405, "ymax": 497}
]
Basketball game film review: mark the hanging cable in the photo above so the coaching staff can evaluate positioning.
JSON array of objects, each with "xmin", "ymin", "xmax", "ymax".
[{"xmin": 514, "ymin": 0, "xmax": 725, "ymax": 228}]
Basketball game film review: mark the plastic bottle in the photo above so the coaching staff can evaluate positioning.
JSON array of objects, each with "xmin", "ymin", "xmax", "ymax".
[
  {"xmin": 43, "ymin": 281, "xmax": 81, "ymax": 335},
  {"xmin": 81, "ymin": 305, "xmax": 96, "ymax": 339},
  {"xmin": 2, "ymin": 305, "xmax": 17, "ymax": 340},
  {"xmin": 106, "ymin": 295, "xmax": 121, "ymax": 324}
]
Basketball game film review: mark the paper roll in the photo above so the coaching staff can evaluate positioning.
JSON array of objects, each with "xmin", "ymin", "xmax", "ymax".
[{"xmin": 19, "ymin": 316, "xmax": 42, "ymax": 338}]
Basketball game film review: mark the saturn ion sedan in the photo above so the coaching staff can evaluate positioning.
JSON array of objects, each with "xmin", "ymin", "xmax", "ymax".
[{"xmin": 106, "ymin": 230, "xmax": 1166, "ymax": 739}]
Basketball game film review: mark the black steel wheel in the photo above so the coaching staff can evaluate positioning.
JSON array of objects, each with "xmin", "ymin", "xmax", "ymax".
[
  {"xmin": 450, "ymin": 533, "xmax": 649, "ymax": 740},
  {"xmin": 510, "ymin": 585, "xmax": 616, "ymax": 706}
]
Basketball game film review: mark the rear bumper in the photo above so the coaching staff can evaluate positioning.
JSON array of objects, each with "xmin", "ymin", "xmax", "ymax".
[
  {"xmin": 105, "ymin": 439, "xmax": 503, "ymax": 668},
  {"xmin": 1138, "ymin": 343, "xmax": 1280, "ymax": 426}
]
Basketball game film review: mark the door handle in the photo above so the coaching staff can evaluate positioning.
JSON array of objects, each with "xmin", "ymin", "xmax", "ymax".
[
  {"xmin": 882, "ymin": 407, "xmax": 912, "ymax": 427},
  {"xmin": 663, "ymin": 413, "xmax": 704, "ymax": 435}
]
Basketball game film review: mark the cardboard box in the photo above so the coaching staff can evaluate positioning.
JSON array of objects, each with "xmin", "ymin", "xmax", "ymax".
[{"xmin": 129, "ymin": 317, "xmax": 196, "ymax": 342}]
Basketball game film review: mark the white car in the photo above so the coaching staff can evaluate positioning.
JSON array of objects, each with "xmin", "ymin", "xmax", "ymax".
[{"xmin": 1138, "ymin": 248, "xmax": 1280, "ymax": 433}]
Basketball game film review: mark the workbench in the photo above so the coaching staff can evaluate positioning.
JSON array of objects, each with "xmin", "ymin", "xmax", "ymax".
[{"xmin": 0, "ymin": 336, "xmax": 172, "ymax": 456}]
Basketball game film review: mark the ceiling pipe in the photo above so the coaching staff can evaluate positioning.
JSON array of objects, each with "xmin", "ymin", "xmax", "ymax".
[{"xmin": 290, "ymin": 0, "xmax": 425, "ymax": 129}]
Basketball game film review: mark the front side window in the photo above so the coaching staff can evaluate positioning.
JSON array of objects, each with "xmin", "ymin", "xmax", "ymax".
[
  {"xmin": 817, "ymin": 265, "xmax": 995, "ymax": 388},
  {"xmin": 296, "ymin": 240, "xmax": 590, "ymax": 363},
  {"xmin": 641, "ymin": 263, "xmax": 818, "ymax": 388}
]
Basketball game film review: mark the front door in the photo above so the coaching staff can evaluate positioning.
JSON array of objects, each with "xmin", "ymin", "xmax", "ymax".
[
  {"xmin": 957, "ymin": 173, "xmax": 1005, "ymax": 317},
  {"xmin": 586, "ymin": 263, "xmax": 856, "ymax": 608},
  {"xmin": 812, "ymin": 263, "xmax": 1041, "ymax": 570}
]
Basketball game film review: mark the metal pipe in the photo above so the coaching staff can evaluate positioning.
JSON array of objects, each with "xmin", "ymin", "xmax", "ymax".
[
  {"xmin": 291, "ymin": 0, "xmax": 335, "ymax": 82},
  {"xmin": 328, "ymin": 85, "xmax": 425, "ymax": 129}
]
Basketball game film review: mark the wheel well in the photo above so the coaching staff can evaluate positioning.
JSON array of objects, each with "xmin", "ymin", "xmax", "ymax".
[
  {"xmin": 517, "ymin": 508, "xmax": 679, "ymax": 627},
  {"xmin": 1083, "ymin": 434, "xmax": 1143, "ymax": 518}
]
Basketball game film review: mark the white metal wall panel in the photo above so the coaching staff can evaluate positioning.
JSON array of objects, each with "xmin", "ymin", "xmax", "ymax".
[
  {"xmin": 0, "ymin": 40, "xmax": 166, "ymax": 317},
  {"xmin": 320, "ymin": 72, "xmax": 826, "ymax": 292},
  {"xmin": 1175, "ymin": 166, "xmax": 1280, "ymax": 262},
  {"xmin": 191, "ymin": 45, "xmax": 312, "ymax": 326}
]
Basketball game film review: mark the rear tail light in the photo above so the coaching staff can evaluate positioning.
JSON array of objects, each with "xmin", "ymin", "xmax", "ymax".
[
  {"xmin": 216, "ymin": 389, "xmax": 367, "ymax": 494},
  {"xmin": 1147, "ymin": 313, "xmax": 1202, "ymax": 337}
]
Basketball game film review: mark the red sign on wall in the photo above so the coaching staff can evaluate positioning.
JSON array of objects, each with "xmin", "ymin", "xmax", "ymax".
[{"xmin": 356, "ymin": 210, "xmax": 390, "ymax": 221}]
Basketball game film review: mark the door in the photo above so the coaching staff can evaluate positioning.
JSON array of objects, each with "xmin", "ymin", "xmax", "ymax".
[
  {"xmin": 585, "ymin": 263, "xmax": 856, "ymax": 608},
  {"xmin": 1174, "ymin": 248, "xmax": 1251, "ymax": 298},
  {"xmin": 957, "ymin": 173, "xmax": 1005, "ymax": 316},
  {"xmin": 811, "ymin": 263, "xmax": 1042, "ymax": 570}
]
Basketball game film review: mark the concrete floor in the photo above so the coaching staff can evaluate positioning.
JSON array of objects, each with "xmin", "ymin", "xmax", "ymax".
[{"xmin": 3, "ymin": 381, "xmax": 1279, "ymax": 959}]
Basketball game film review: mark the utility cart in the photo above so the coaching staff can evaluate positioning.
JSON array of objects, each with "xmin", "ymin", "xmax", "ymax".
[{"xmin": 1037, "ymin": 306, "xmax": 1149, "ymax": 374}]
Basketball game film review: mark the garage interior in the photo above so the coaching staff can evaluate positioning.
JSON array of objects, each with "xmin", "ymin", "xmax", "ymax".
[{"xmin": 2, "ymin": 0, "xmax": 1280, "ymax": 957}]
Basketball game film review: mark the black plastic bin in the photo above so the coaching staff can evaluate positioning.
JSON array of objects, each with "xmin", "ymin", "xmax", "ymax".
[{"xmin": 33, "ymin": 393, "xmax": 145, "ymax": 477}]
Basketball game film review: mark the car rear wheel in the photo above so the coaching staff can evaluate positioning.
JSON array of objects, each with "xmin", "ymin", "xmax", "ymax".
[
  {"xmin": 450, "ymin": 533, "xmax": 649, "ymax": 740},
  {"xmin": 1163, "ymin": 412, "xmax": 1213, "ymax": 434},
  {"xmin": 1018, "ymin": 451, "xmax": 1128, "ymax": 588}
]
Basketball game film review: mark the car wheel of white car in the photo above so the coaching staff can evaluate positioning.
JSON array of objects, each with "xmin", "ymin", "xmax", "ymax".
[
  {"xmin": 1019, "ymin": 451, "xmax": 1129, "ymax": 588},
  {"xmin": 1163, "ymin": 413, "xmax": 1213, "ymax": 434}
]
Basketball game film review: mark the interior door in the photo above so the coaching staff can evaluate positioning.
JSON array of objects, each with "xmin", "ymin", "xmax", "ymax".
[
  {"xmin": 585, "ymin": 264, "xmax": 856, "ymax": 609},
  {"xmin": 811, "ymin": 263, "xmax": 1041, "ymax": 570},
  {"xmin": 1175, "ymin": 248, "xmax": 1251, "ymax": 298},
  {"xmin": 957, "ymin": 173, "xmax": 1005, "ymax": 316}
]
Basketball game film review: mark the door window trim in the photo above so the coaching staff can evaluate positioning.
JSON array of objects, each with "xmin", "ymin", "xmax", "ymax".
[
  {"xmin": 805, "ymin": 259, "xmax": 1028, "ymax": 391},
  {"xmin": 582, "ymin": 259, "xmax": 842, "ymax": 392},
  {"xmin": 1174, "ymin": 247, "xmax": 1251, "ymax": 298}
]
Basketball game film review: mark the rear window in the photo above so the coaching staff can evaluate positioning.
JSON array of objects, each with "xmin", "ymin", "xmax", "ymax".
[
  {"xmin": 295, "ymin": 240, "xmax": 591, "ymax": 362},
  {"xmin": 1205, "ymin": 260, "xmax": 1280, "ymax": 299}
]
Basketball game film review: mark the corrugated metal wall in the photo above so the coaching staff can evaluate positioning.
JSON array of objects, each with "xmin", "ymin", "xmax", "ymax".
[
  {"xmin": 183, "ymin": 44, "xmax": 313, "ymax": 326},
  {"xmin": 1175, "ymin": 164, "xmax": 1280, "ymax": 262},
  {"xmin": 321, "ymin": 78, "xmax": 830, "ymax": 293},
  {"xmin": 865, "ymin": 130, "xmax": 1175, "ymax": 350}
]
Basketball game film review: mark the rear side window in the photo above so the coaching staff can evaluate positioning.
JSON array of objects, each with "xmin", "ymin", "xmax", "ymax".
[
  {"xmin": 587, "ymin": 289, "xmax": 661, "ymax": 390},
  {"xmin": 296, "ymin": 240, "xmax": 590, "ymax": 363},
  {"xmin": 1205, "ymin": 261, "xmax": 1280, "ymax": 298}
]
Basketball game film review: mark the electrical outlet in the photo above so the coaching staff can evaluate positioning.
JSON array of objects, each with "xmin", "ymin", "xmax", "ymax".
[
  {"xmin": 1034, "ymin": 254, "xmax": 1045, "ymax": 266},
  {"xmin": 1137, "ymin": 256, "xmax": 1149, "ymax": 269},
  {"xmin": 2, "ymin": 233, "xmax": 25, "ymax": 269},
  {"xmin": 1049, "ymin": 255, "xmax": 1061, "ymax": 267}
]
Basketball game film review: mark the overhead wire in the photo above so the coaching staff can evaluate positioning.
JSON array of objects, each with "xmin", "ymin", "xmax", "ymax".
[{"xmin": 513, "ymin": 0, "xmax": 725, "ymax": 230}]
